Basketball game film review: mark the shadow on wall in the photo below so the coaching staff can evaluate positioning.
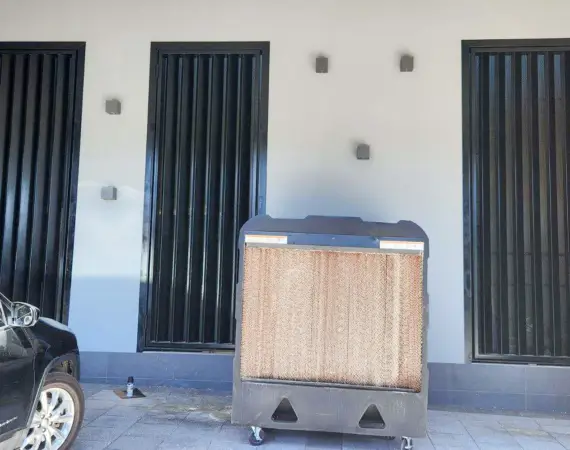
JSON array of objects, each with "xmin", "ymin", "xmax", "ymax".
[
  {"xmin": 71, "ymin": 182, "xmax": 144, "ymax": 278},
  {"xmin": 68, "ymin": 182, "xmax": 145, "ymax": 353},
  {"xmin": 268, "ymin": 169, "xmax": 395, "ymax": 222},
  {"xmin": 68, "ymin": 275, "xmax": 140, "ymax": 353}
]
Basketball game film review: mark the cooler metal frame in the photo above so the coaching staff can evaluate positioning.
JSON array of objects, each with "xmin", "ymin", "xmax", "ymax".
[{"xmin": 232, "ymin": 215, "xmax": 429, "ymax": 439}]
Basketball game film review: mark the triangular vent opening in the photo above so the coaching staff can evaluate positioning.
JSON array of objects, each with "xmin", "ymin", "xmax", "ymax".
[
  {"xmin": 358, "ymin": 404, "xmax": 385, "ymax": 429},
  {"xmin": 271, "ymin": 398, "xmax": 298, "ymax": 423}
]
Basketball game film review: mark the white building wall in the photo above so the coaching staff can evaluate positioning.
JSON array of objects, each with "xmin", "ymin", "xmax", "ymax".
[{"xmin": 0, "ymin": 0, "xmax": 567, "ymax": 362}]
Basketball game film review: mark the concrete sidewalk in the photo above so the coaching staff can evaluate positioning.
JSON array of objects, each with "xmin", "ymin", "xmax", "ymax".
[{"xmin": 74, "ymin": 383, "xmax": 570, "ymax": 449}]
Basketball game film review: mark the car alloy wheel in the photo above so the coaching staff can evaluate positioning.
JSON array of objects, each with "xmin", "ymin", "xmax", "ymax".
[{"xmin": 22, "ymin": 387, "xmax": 75, "ymax": 450}]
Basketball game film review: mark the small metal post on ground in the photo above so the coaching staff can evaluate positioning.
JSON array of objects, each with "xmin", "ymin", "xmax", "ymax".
[{"xmin": 113, "ymin": 376, "xmax": 146, "ymax": 399}]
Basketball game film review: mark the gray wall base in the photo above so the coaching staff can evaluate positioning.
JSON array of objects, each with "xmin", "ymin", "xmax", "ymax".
[
  {"xmin": 80, "ymin": 351, "xmax": 233, "ymax": 392},
  {"xmin": 81, "ymin": 352, "xmax": 570, "ymax": 414},
  {"xmin": 429, "ymin": 362, "xmax": 570, "ymax": 415}
]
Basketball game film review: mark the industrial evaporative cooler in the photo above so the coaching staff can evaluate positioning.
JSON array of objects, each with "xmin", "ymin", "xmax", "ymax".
[{"xmin": 232, "ymin": 215, "xmax": 429, "ymax": 450}]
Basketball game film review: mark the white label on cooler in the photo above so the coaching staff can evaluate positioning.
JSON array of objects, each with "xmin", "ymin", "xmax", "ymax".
[
  {"xmin": 245, "ymin": 235, "xmax": 288, "ymax": 245},
  {"xmin": 379, "ymin": 240, "xmax": 424, "ymax": 251}
]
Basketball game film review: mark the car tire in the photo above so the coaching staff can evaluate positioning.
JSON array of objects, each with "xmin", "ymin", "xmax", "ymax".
[{"xmin": 22, "ymin": 372, "xmax": 85, "ymax": 450}]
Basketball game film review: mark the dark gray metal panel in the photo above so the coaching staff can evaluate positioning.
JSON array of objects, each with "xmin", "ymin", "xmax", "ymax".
[
  {"xmin": 0, "ymin": 45, "xmax": 84, "ymax": 322},
  {"xmin": 80, "ymin": 351, "xmax": 234, "ymax": 391},
  {"xmin": 428, "ymin": 390, "xmax": 527, "ymax": 412},
  {"xmin": 465, "ymin": 43, "xmax": 570, "ymax": 364},
  {"xmin": 231, "ymin": 215, "xmax": 429, "ymax": 439},
  {"xmin": 234, "ymin": 381, "xmax": 428, "ymax": 437},
  {"xmin": 140, "ymin": 42, "xmax": 269, "ymax": 351},
  {"xmin": 428, "ymin": 362, "xmax": 526, "ymax": 395}
]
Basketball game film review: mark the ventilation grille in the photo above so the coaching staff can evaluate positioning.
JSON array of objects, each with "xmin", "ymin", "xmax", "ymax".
[{"xmin": 240, "ymin": 246, "xmax": 424, "ymax": 391}]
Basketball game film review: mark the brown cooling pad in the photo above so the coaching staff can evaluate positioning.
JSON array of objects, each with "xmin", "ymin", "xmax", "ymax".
[{"xmin": 240, "ymin": 246, "xmax": 424, "ymax": 392}]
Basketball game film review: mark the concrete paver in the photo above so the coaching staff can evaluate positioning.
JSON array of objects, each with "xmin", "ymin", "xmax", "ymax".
[{"xmin": 73, "ymin": 384, "xmax": 570, "ymax": 449}]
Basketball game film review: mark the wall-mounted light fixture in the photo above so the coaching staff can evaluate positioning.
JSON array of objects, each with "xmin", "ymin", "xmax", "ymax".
[
  {"xmin": 356, "ymin": 143, "xmax": 371, "ymax": 160},
  {"xmin": 315, "ymin": 55, "xmax": 329, "ymax": 74},
  {"xmin": 101, "ymin": 186, "xmax": 118, "ymax": 201},
  {"xmin": 400, "ymin": 53, "xmax": 414, "ymax": 72},
  {"xmin": 105, "ymin": 99, "xmax": 122, "ymax": 115}
]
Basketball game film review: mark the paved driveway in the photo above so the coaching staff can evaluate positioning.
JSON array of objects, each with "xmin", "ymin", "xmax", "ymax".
[{"xmin": 73, "ymin": 383, "xmax": 570, "ymax": 449}]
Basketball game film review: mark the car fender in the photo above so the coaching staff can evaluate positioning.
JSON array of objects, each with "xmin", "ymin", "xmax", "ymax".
[
  {"xmin": 25, "ymin": 352, "xmax": 80, "ymax": 428},
  {"xmin": 0, "ymin": 352, "xmax": 80, "ymax": 450}
]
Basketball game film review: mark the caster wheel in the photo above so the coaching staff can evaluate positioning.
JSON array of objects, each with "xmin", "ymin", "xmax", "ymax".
[
  {"xmin": 400, "ymin": 437, "xmax": 413, "ymax": 450},
  {"xmin": 248, "ymin": 427, "xmax": 265, "ymax": 446}
]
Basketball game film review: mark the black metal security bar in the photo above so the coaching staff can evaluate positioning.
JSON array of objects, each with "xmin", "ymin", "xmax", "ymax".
[{"xmin": 139, "ymin": 43, "xmax": 269, "ymax": 351}]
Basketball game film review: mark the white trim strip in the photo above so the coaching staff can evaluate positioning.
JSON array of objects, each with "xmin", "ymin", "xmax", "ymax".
[
  {"xmin": 245, "ymin": 234, "xmax": 288, "ymax": 245},
  {"xmin": 379, "ymin": 240, "xmax": 424, "ymax": 251}
]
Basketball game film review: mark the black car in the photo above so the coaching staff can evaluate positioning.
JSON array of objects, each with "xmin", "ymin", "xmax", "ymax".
[{"xmin": 0, "ymin": 293, "xmax": 84, "ymax": 450}]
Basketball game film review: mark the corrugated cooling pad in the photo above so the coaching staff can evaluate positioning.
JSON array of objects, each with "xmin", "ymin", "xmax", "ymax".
[{"xmin": 240, "ymin": 246, "xmax": 424, "ymax": 392}]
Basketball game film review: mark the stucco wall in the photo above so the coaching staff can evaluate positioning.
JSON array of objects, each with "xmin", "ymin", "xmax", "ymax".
[{"xmin": 1, "ymin": 0, "xmax": 567, "ymax": 362}]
